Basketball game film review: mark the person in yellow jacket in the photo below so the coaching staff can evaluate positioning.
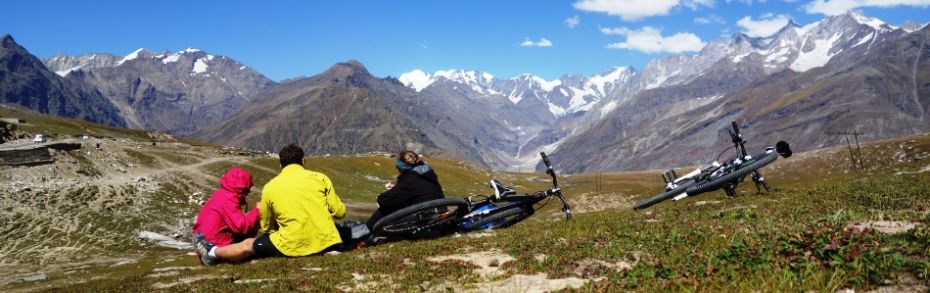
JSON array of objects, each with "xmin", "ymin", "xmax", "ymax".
[{"xmin": 252, "ymin": 144, "xmax": 347, "ymax": 257}]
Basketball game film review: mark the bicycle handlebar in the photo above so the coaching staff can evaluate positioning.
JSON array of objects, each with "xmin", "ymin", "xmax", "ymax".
[
  {"xmin": 540, "ymin": 152, "xmax": 559, "ymax": 189},
  {"xmin": 539, "ymin": 152, "xmax": 571, "ymax": 220},
  {"xmin": 775, "ymin": 141, "xmax": 792, "ymax": 158}
]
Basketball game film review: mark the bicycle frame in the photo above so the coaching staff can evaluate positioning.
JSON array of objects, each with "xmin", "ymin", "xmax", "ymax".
[
  {"xmin": 459, "ymin": 152, "xmax": 573, "ymax": 230},
  {"xmin": 636, "ymin": 121, "xmax": 792, "ymax": 209}
]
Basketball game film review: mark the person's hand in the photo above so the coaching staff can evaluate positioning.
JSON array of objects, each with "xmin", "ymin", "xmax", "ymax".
[
  {"xmin": 385, "ymin": 181, "xmax": 395, "ymax": 190},
  {"xmin": 254, "ymin": 201, "xmax": 261, "ymax": 210}
]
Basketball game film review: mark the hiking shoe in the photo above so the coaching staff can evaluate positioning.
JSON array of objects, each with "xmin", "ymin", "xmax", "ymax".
[{"xmin": 193, "ymin": 233, "xmax": 218, "ymax": 266}]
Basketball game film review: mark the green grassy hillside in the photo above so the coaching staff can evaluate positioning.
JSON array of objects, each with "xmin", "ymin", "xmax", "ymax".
[{"xmin": 3, "ymin": 106, "xmax": 930, "ymax": 292}]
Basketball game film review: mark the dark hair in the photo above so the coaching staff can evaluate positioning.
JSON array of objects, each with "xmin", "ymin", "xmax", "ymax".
[
  {"xmin": 279, "ymin": 144, "xmax": 304, "ymax": 167},
  {"xmin": 398, "ymin": 150, "xmax": 420, "ymax": 165}
]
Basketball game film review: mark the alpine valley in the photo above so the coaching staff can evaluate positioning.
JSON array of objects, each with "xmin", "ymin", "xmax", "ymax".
[{"xmin": 1, "ymin": 11, "xmax": 927, "ymax": 172}]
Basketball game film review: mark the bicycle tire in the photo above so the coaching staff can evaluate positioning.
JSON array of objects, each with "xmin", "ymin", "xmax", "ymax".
[
  {"xmin": 372, "ymin": 198, "xmax": 469, "ymax": 236},
  {"xmin": 633, "ymin": 179, "xmax": 696, "ymax": 210},
  {"xmin": 686, "ymin": 152, "xmax": 778, "ymax": 196},
  {"xmin": 465, "ymin": 205, "xmax": 533, "ymax": 231}
]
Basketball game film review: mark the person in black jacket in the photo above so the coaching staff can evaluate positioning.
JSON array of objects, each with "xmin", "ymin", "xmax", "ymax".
[{"xmin": 366, "ymin": 150, "xmax": 445, "ymax": 229}]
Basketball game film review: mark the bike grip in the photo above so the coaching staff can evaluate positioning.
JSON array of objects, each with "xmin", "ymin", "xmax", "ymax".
[
  {"xmin": 540, "ymin": 152, "xmax": 552, "ymax": 168},
  {"xmin": 731, "ymin": 121, "xmax": 740, "ymax": 135}
]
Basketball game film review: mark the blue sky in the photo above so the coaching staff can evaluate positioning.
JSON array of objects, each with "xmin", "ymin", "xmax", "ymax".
[{"xmin": 2, "ymin": 0, "xmax": 929, "ymax": 81}]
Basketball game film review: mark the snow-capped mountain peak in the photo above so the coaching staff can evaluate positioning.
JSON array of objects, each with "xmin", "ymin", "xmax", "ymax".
[
  {"xmin": 434, "ymin": 69, "xmax": 495, "ymax": 94},
  {"xmin": 399, "ymin": 67, "xmax": 636, "ymax": 117},
  {"xmin": 900, "ymin": 20, "xmax": 926, "ymax": 33},
  {"xmin": 397, "ymin": 69, "xmax": 432, "ymax": 91},
  {"xmin": 158, "ymin": 48, "xmax": 200, "ymax": 64},
  {"xmin": 512, "ymin": 74, "xmax": 561, "ymax": 92},
  {"xmin": 848, "ymin": 10, "xmax": 893, "ymax": 31},
  {"xmin": 398, "ymin": 69, "xmax": 495, "ymax": 93},
  {"xmin": 43, "ymin": 52, "xmax": 122, "ymax": 76},
  {"xmin": 708, "ymin": 10, "xmax": 907, "ymax": 73},
  {"xmin": 116, "ymin": 48, "xmax": 148, "ymax": 66},
  {"xmin": 44, "ymin": 47, "xmax": 257, "ymax": 82},
  {"xmin": 585, "ymin": 67, "xmax": 633, "ymax": 96},
  {"xmin": 396, "ymin": 11, "xmax": 904, "ymax": 118}
]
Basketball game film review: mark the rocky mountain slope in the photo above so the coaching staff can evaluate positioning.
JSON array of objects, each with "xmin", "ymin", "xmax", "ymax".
[
  {"xmin": 392, "ymin": 11, "xmax": 917, "ymax": 171},
  {"xmin": 397, "ymin": 67, "xmax": 636, "ymax": 169},
  {"xmin": 196, "ymin": 61, "xmax": 572, "ymax": 169},
  {"xmin": 193, "ymin": 61, "xmax": 444, "ymax": 157},
  {"xmin": 42, "ymin": 48, "xmax": 275, "ymax": 135},
  {"xmin": 42, "ymin": 53, "xmax": 121, "ymax": 76},
  {"xmin": 551, "ymin": 24, "xmax": 930, "ymax": 172},
  {"xmin": 399, "ymin": 67, "xmax": 635, "ymax": 119},
  {"xmin": 0, "ymin": 35, "xmax": 125, "ymax": 126}
]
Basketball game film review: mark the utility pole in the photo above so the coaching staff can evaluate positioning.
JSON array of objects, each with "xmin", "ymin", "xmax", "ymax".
[
  {"xmin": 595, "ymin": 172, "xmax": 599, "ymax": 193},
  {"xmin": 835, "ymin": 131, "xmax": 865, "ymax": 170},
  {"xmin": 852, "ymin": 132, "xmax": 865, "ymax": 169}
]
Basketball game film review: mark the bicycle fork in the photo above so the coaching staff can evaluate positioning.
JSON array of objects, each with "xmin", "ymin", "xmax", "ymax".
[
  {"xmin": 751, "ymin": 170, "xmax": 771, "ymax": 193},
  {"xmin": 724, "ymin": 183, "xmax": 737, "ymax": 198}
]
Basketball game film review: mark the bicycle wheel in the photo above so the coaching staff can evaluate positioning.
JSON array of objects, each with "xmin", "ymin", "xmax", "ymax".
[
  {"xmin": 372, "ymin": 198, "xmax": 469, "ymax": 237},
  {"xmin": 465, "ymin": 205, "xmax": 533, "ymax": 231},
  {"xmin": 633, "ymin": 179, "xmax": 696, "ymax": 210},
  {"xmin": 686, "ymin": 152, "xmax": 778, "ymax": 195}
]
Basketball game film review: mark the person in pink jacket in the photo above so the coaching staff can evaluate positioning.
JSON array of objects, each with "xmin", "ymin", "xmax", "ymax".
[{"xmin": 191, "ymin": 167, "xmax": 260, "ymax": 265}]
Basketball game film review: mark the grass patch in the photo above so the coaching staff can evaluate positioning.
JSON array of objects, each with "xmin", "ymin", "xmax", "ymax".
[
  {"xmin": 66, "ymin": 151, "xmax": 101, "ymax": 177},
  {"xmin": 0, "ymin": 106, "xmax": 151, "ymax": 141},
  {"xmin": 123, "ymin": 148, "xmax": 158, "ymax": 168},
  {"xmin": 149, "ymin": 151, "xmax": 200, "ymax": 165},
  {"xmin": 47, "ymin": 170, "xmax": 930, "ymax": 292}
]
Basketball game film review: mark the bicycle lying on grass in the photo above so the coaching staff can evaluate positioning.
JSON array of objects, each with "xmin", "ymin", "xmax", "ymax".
[
  {"xmin": 633, "ymin": 121, "xmax": 793, "ymax": 210},
  {"xmin": 368, "ymin": 152, "xmax": 572, "ymax": 240}
]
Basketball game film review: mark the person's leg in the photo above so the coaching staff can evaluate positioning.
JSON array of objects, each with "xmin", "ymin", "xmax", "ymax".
[
  {"xmin": 252, "ymin": 233, "xmax": 284, "ymax": 259},
  {"xmin": 313, "ymin": 242, "xmax": 344, "ymax": 255},
  {"xmin": 214, "ymin": 238, "xmax": 255, "ymax": 262},
  {"xmin": 366, "ymin": 209, "xmax": 384, "ymax": 230},
  {"xmin": 192, "ymin": 232, "xmax": 218, "ymax": 265}
]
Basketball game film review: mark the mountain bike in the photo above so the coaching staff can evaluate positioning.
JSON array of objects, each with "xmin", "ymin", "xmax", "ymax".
[
  {"xmin": 633, "ymin": 121, "xmax": 792, "ymax": 210},
  {"xmin": 369, "ymin": 152, "xmax": 572, "ymax": 239}
]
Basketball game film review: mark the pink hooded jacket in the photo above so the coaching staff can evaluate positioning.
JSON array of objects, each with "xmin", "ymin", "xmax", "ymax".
[{"xmin": 192, "ymin": 167, "xmax": 260, "ymax": 246}]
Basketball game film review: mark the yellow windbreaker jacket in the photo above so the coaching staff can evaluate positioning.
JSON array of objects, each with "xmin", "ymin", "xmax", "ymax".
[{"xmin": 259, "ymin": 164, "xmax": 346, "ymax": 256}]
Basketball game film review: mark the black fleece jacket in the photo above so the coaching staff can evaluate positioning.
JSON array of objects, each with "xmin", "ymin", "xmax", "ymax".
[{"xmin": 376, "ymin": 163, "xmax": 445, "ymax": 213}]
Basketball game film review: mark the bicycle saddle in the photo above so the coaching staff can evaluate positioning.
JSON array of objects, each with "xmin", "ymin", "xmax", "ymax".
[{"xmin": 490, "ymin": 179, "xmax": 516, "ymax": 200}]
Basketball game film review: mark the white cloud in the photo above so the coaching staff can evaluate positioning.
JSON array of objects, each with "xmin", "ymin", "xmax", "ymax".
[
  {"xmin": 805, "ymin": 0, "xmax": 930, "ymax": 15},
  {"xmin": 726, "ymin": 0, "xmax": 768, "ymax": 4},
  {"xmin": 573, "ymin": 0, "xmax": 714, "ymax": 21},
  {"xmin": 564, "ymin": 15, "xmax": 581, "ymax": 28},
  {"xmin": 601, "ymin": 26, "xmax": 706, "ymax": 53},
  {"xmin": 521, "ymin": 38, "xmax": 553, "ymax": 47},
  {"xmin": 694, "ymin": 14, "xmax": 725, "ymax": 24},
  {"xmin": 736, "ymin": 14, "xmax": 791, "ymax": 37},
  {"xmin": 683, "ymin": 0, "xmax": 716, "ymax": 8}
]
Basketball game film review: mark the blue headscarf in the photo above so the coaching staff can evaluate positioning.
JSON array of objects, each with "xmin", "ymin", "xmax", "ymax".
[
  {"xmin": 396, "ymin": 158, "xmax": 432, "ymax": 175},
  {"xmin": 395, "ymin": 159, "xmax": 413, "ymax": 172}
]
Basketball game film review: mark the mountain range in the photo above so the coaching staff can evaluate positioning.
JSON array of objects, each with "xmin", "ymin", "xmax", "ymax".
[
  {"xmin": 548, "ymin": 11, "xmax": 930, "ymax": 172},
  {"xmin": 387, "ymin": 11, "xmax": 927, "ymax": 171},
  {"xmin": 42, "ymin": 48, "xmax": 275, "ymax": 135},
  {"xmin": 1, "ymin": 11, "xmax": 927, "ymax": 172},
  {"xmin": 0, "ymin": 35, "xmax": 124, "ymax": 126}
]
